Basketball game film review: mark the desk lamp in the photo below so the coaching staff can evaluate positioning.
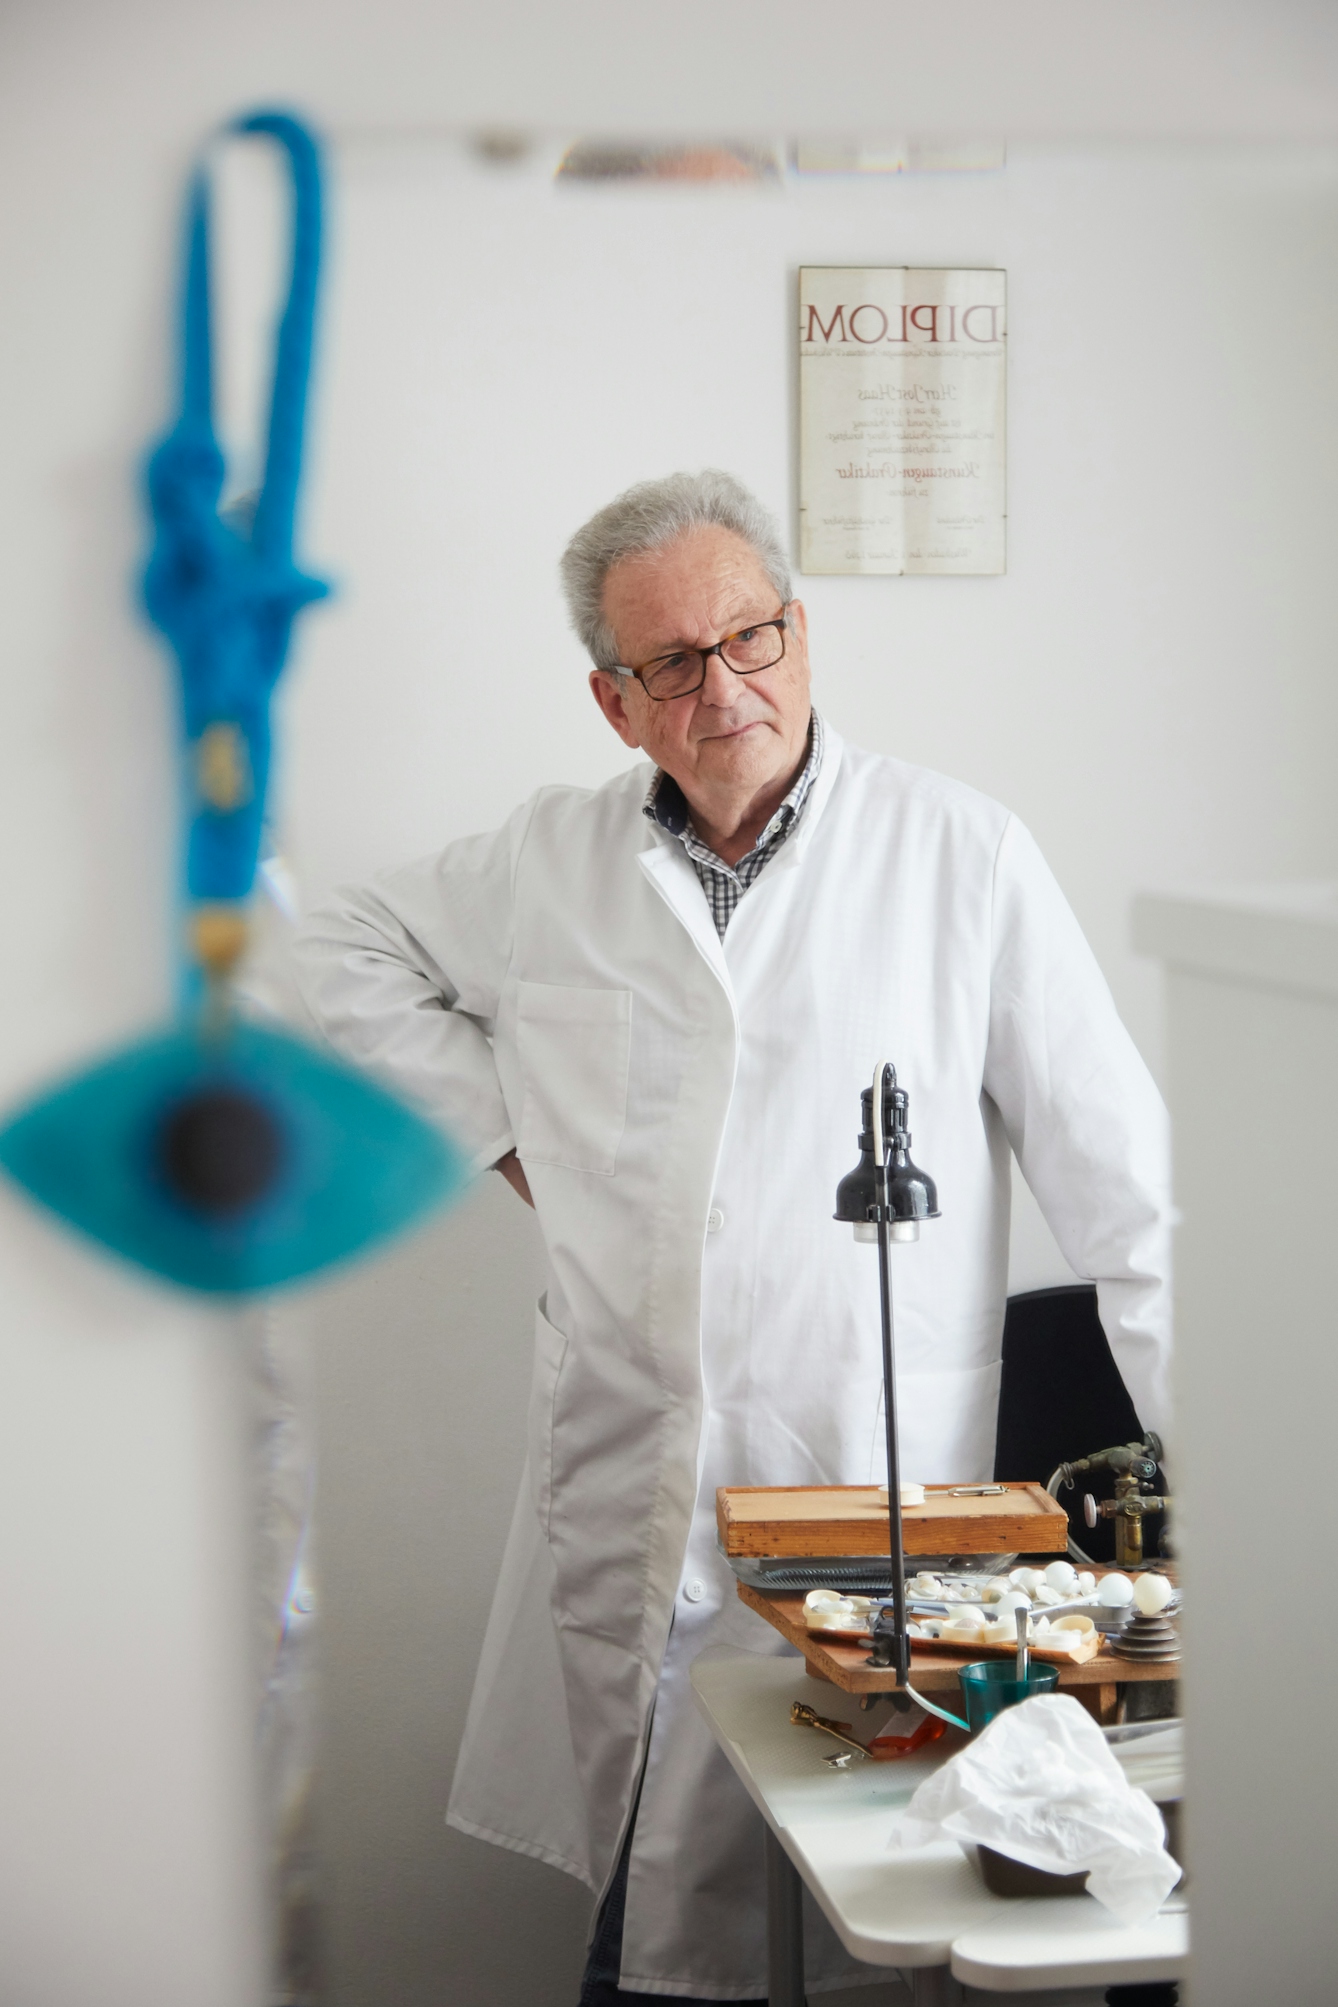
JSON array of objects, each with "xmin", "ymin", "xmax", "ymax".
[{"xmin": 834, "ymin": 1062, "xmax": 939, "ymax": 1682}]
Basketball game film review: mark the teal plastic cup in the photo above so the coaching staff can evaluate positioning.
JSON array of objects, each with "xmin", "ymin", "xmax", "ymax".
[{"xmin": 958, "ymin": 1659, "xmax": 1059, "ymax": 1733}]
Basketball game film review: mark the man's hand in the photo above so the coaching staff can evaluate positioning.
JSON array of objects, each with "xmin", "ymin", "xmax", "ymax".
[{"xmin": 494, "ymin": 1149, "xmax": 535, "ymax": 1208}]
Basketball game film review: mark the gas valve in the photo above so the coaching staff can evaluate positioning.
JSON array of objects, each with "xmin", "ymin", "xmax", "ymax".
[{"xmin": 1050, "ymin": 1435, "xmax": 1171, "ymax": 1570}]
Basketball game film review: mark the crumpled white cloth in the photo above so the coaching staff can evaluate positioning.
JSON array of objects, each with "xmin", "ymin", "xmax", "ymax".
[{"xmin": 889, "ymin": 1693, "xmax": 1180, "ymax": 1924}]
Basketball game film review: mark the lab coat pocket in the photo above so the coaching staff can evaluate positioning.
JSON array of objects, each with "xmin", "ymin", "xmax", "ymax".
[
  {"xmin": 529, "ymin": 1294, "xmax": 570, "ymax": 1541},
  {"xmin": 515, "ymin": 981, "xmax": 632, "ymax": 1174}
]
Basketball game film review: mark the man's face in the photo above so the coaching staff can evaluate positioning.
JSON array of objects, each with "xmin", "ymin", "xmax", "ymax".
[{"xmin": 589, "ymin": 525, "xmax": 812, "ymax": 806}]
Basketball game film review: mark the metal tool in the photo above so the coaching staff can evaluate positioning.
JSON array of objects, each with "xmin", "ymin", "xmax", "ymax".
[
  {"xmin": 1048, "ymin": 1435, "xmax": 1172, "ymax": 1569},
  {"xmin": 1014, "ymin": 1604, "xmax": 1029, "ymax": 1683},
  {"xmin": 790, "ymin": 1701, "xmax": 870, "ymax": 1761}
]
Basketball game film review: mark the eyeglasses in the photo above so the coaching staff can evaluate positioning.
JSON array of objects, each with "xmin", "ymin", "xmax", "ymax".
[{"xmin": 614, "ymin": 607, "xmax": 791, "ymax": 702}]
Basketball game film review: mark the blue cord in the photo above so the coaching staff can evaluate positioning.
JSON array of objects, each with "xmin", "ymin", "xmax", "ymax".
[{"xmin": 142, "ymin": 110, "xmax": 330, "ymax": 932}]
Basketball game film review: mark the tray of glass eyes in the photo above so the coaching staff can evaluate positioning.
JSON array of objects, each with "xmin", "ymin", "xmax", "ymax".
[{"xmin": 801, "ymin": 1560, "xmax": 1178, "ymax": 1663}]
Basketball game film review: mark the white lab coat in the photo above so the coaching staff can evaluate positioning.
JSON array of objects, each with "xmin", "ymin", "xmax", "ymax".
[{"xmin": 294, "ymin": 727, "xmax": 1171, "ymax": 1999}]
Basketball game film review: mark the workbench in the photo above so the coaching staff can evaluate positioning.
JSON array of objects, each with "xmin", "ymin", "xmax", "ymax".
[{"xmin": 690, "ymin": 1649, "xmax": 1189, "ymax": 2005}]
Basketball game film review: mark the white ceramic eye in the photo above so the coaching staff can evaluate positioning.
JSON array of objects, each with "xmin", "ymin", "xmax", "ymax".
[
  {"xmin": 994, "ymin": 1589, "xmax": 1030, "ymax": 1615},
  {"xmin": 1133, "ymin": 1572, "xmax": 1174, "ymax": 1614},
  {"xmin": 805, "ymin": 1590, "xmax": 843, "ymax": 1608},
  {"xmin": 1043, "ymin": 1561, "xmax": 1078, "ymax": 1592},
  {"xmin": 982, "ymin": 1613, "xmax": 1035, "ymax": 1645},
  {"xmin": 1034, "ymin": 1585, "xmax": 1064, "ymax": 1605},
  {"xmin": 806, "ymin": 1598, "xmax": 860, "ymax": 1631},
  {"xmin": 883, "ymin": 1483, "xmax": 927, "ymax": 1507},
  {"xmin": 944, "ymin": 1603, "xmax": 987, "ymax": 1628},
  {"xmin": 1097, "ymin": 1573, "xmax": 1135, "ymax": 1608},
  {"xmin": 1077, "ymin": 1571, "xmax": 1097, "ymax": 1594}
]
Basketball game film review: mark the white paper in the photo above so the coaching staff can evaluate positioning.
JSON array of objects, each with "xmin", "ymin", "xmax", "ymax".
[
  {"xmin": 890, "ymin": 1693, "xmax": 1180, "ymax": 1925},
  {"xmin": 798, "ymin": 267, "xmax": 1006, "ymax": 576}
]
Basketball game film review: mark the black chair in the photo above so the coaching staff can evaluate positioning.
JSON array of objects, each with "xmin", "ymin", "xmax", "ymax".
[{"xmin": 993, "ymin": 1283, "xmax": 1168, "ymax": 1564}]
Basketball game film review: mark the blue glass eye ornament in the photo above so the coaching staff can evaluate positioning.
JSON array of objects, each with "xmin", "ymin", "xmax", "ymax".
[{"xmin": 0, "ymin": 110, "xmax": 467, "ymax": 1293}]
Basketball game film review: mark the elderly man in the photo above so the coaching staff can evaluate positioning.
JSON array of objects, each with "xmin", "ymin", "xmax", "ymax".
[{"xmin": 295, "ymin": 470, "xmax": 1171, "ymax": 2004}]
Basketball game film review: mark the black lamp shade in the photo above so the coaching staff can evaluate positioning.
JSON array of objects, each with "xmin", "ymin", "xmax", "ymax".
[{"xmin": 834, "ymin": 1083, "xmax": 940, "ymax": 1238}]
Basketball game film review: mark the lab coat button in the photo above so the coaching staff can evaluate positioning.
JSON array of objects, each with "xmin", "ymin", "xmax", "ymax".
[
  {"xmin": 706, "ymin": 1208, "xmax": 724, "ymax": 1233},
  {"xmin": 683, "ymin": 1578, "xmax": 708, "ymax": 1603}
]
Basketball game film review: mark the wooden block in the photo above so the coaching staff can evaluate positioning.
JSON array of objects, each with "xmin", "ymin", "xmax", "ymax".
[
  {"xmin": 716, "ymin": 1482, "xmax": 1069, "ymax": 1558},
  {"xmin": 1071, "ymin": 1683, "xmax": 1122, "ymax": 1727}
]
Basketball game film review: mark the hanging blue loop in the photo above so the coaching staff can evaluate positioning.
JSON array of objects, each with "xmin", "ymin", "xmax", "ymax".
[
  {"xmin": 0, "ymin": 108, "xmax": 469, "ymax": 1295},
  {"xmin": 143, "ymin": 110, "xmax": 330, "ymax": 915}
]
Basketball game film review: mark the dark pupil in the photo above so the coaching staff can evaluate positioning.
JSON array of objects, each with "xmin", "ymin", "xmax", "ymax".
[{"xmin": 155, "ymin": 1087, "xmax": 284, "ymax": 1216}]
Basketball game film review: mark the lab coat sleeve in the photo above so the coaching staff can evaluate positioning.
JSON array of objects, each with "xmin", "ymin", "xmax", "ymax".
[
  {"xmin": 292, "ymin": 803, "xmax": 533, "ymax": 1175},
  {"xmin": 982, "ymin": 816, "xmax": 1173, "ymax": 1442}
]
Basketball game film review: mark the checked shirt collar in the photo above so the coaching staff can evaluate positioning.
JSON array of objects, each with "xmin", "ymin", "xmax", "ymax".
[{"xmin": 642, "ymin": 712, "xmax": 824, "ymax": 939}]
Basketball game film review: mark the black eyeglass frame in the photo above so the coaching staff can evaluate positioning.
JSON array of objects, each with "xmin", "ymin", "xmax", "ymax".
[{"xmin": 612, "ymin": 606, "xmax": 792, "ymax": 702}]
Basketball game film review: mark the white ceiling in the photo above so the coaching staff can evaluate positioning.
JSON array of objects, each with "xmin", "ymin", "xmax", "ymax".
[{"xmin": 5, "ymin": 0, "xmax": 1338, "ymax": 151}]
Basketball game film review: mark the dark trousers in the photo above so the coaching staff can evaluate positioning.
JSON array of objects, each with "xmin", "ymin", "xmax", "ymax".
[{"xmin": 578, "ymin": 1822, "xmax": 766, "ymax": 2007}]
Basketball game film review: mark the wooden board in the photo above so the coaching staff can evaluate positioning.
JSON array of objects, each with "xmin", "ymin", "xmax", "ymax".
[
  {"xmin": 717, "ymin": 1482, "xmax": 1069, "ymax": 1558},
  {"xmin": 815, "ymin": 1623, "xmax": 1103, "ymax": 1665},
  {"xmin": 736, "ymin": 1583, "xmax": 1175, "ymax": 1719}
]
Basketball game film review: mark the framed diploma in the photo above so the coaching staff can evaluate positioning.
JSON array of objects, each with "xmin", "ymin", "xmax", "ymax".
[{"xmin": 798, "ymin": 267, "xmax": 1006, "ymax": 575}]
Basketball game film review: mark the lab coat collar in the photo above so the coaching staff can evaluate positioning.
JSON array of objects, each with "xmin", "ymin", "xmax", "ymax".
[
  {"xmin": 718, "ymin": 718, "xmax": 844, "ymax": 891},
  {"xmin": 771, "ymin": 718, "xmax": 843, "ymax": 869},
  {"xmin": 638, "ymin": 836, "xmax": 732, "ymax": 988}
]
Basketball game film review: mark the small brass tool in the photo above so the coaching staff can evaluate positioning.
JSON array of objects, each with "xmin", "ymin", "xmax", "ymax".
[{"xmin": 790, "ymin": 1701, "xmax": 870, "ymax": 1761}]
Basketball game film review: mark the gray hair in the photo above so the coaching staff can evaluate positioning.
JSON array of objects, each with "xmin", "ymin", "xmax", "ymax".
[{"xmin": 560, "ymin": 469, "xmax": 792, "ymax": 672}]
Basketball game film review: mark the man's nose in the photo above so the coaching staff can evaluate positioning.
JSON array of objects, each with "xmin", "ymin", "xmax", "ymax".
[{"xmin": 697, "ymin": 648, "xmax": 740, "ymax": 705}]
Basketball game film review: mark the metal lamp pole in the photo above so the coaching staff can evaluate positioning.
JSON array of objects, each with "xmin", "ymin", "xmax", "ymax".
[{"xmin": 834, "ymin": 1062, "xmax": 940, "ymax": 1684}]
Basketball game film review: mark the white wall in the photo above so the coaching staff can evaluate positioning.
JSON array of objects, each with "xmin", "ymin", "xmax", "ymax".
[
  {"xmin": 0, "ymin": 39, "xmax": 270, "ymax": 2007},
  {"xmin": 1135, "ymin": 887, "xmax": 1338, "ymax": 2004},
  {"xmin": 287, "ymin": 136, "xmax": 1338, "ymax": 1221},
  {"xmin": 3, "ymin": 3, "xmax": 1337, "ymax": 2003},
  {"xmin": 276, "ymin": 139, "xmax": 1338, "ymax": 2004}
]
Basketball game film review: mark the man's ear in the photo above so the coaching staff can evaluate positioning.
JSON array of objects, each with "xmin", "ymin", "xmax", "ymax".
[{"xmin": 589, "ymin": 670, "xmax": 644, "ymax": 751}]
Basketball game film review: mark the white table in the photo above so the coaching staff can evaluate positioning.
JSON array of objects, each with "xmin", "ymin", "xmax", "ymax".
[{"xmin": 690, "ymin": 1647, "xmax": 1188, "ymax": 2003}]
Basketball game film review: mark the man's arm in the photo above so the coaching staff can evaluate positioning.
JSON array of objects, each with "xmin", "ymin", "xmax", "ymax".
[
  {"xmin": 494, "ymin": 1149, "xmax": 534, "ymax": 1207},
  {"xmin": 293, "ymin": 812, "xmax": 531, "ymax": 1181},
  {"xmin": 983, "ymin": 817, "xmax": 1173, "ymax": 1441}
]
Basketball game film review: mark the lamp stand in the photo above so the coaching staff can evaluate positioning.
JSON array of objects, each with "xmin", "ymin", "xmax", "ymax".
[
  {"xmin": 833, "ymin": 1059, "xmax": 939, "ymax": 1690},
  {"xmin": 871, "ymin": 1176, "xmax": 911, "ymax": 1682}
]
